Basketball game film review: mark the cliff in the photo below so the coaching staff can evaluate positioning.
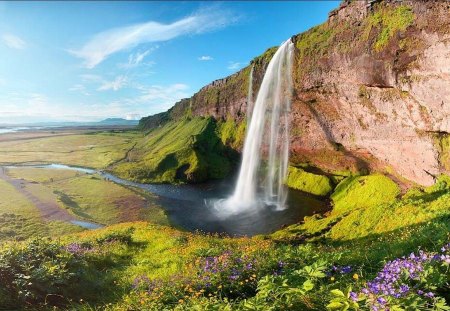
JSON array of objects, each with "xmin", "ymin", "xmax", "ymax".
[{"xmin": 140, "ymin": 0, "xmax": 450, "ymax": 187}]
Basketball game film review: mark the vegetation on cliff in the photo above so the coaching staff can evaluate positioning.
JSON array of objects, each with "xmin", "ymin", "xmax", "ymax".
[
  {"xmin": 113, "ymin": 117, "xmax": 236, "ymax": 184},
  {"xmin": 285, "ymin": 166, "xmax": 333, "ymax": 196}
]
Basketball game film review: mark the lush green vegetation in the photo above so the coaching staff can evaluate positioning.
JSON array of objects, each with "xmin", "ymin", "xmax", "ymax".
[
  {"xmin": 1, "ymin": 171, "xmax": 449, "ymax": 310},
  {"xmin": 217, "ymin": 117, "xmax": 247, "ymax": 150},
  {"xmin": 285, "ymin": 166, "xmax": 334, "ymax": 196},
  {"xmin": 113, "ymin": 117, "xmax": 235, "ymax": 184}
]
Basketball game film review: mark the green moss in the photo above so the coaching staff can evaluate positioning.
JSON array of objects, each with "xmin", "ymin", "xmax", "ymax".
[
  {"xmin": 296, "ymin": 22, "xmax": 335, "ymax": 60},
  {"xmin": 366, "ymin": 5, "xmax": 415, "ymax": 51},
  {"xmin": 217, "ymin": 117, "xmax": 247, "ymax": 150},
  {"xmin": 251, "ymin": 46, "xmax": 278, "ymax": 65},
  {"xmin": 285, "ymin": 166, "xmax": 333, "ymax": 196},
  {"xmin": 435, "ymin": 134, "xmax": 450, "ymax": 171},
  {"xmin": 331, "ymin": 174, "xmax": 400, "ymax": 214},
  {"xmin": 113, "ymin": 117, "xmax": 233, "ymax": 184}
]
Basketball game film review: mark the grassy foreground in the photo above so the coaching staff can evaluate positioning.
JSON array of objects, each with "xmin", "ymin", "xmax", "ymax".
[{"xmin": 1, "ymin": 172, "xmax": 449, "ymax": 310}]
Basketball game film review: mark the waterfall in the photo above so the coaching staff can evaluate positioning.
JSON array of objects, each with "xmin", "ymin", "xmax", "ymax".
[{"xmin": 214, "ymin": 39, "xmax": 294, "ymax": 214}]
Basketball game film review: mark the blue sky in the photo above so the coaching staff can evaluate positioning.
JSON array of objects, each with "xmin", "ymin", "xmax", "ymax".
[{"xmin": 0, "ymin": 1, "xmax": 339, "ymax": 124}]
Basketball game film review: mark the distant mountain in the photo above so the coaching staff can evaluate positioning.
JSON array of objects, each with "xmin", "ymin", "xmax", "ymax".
[
  {"xmin": 98, "ymin": 118, "xmax": 139, "ymax": 126},
  {"xmin": 0, "ymin": 118, "xmax": 139, "ymax": 128}
]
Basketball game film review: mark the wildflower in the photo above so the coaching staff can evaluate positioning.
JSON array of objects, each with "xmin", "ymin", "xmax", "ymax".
[
  {"xmin": 424, "ymin": 292, "xmax": 434, "ymax": 298},
  {"xmin": 353, "ymin": 273, "xmax": 359, "ymax": 280},
  {"xmin": 341, "ymin": 266, "xmax": 352, "ymax": 274}
]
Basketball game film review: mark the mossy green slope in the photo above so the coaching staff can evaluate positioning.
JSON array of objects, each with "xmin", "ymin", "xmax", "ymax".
[
  {"xmin": 275, "ymin": 173, "xmax": 450, "ymax": 245},
  {"xmin": 285, "ymin": 166, "xmax": 333, "ymax": 196},
  {"xmin": 113, "ymin": 117, "xmax": 234, "ymax": 184},
  {"xmin": 330, "ymin": 174, "xmax": 400, "ymax": 213}
]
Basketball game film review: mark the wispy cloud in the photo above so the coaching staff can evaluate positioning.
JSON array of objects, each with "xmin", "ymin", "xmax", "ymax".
[
  {"xmin": 198, "ymin": 55, "xmax": 213, "ymax": 61},
  {"xmin": 98, "ymin": 75, "xmax": 127, "ymax": 91},
  {"xmin": 136, "ymin": 83, "xmax": 189, "ymax": 103},
  {"xmin": 68, "ymin": 84, "xmax": 90, "ymax": 96},
  {"xmin": 227, "ymin": 61, "xmax": 244, "ymax": 70},
  {"xmin": 2, "ymin": 33, "xmax": 26, "ymax": 49},
  {"xmin": 119, "ymin": 48, "xmax": 157, "ymax": 69},
  {"xmin": 69, "ymin": 6, "xmax": 239, "ymax": 68},
  {"xmin": 0, "ymin": 82, "xmax": 191, "ymax": 123}
]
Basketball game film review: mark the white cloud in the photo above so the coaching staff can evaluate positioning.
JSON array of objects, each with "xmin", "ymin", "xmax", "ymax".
[
  {"xmin": 68, "ymin": 84, "xmax": 90, "ymax": 96},
  {"xmin": 198, "ymin": 55, "xmax": 213, "ymax": 61},
  {"xmin": 0, "ymin": 82, "xmax": 191, "ymax": 123},
  {"xmin": 120, "ymin": 48, "xmax": 157, "ymax": 69},
  {"xmin": 137, "ymin": 83, "xmax": 189, "ymax": 103},
  {"xmin": 80, "ymin": 74, "xmax": 103, "ymax": 82},
  {"xmin": 97, "ymin": 75, "xmax": 127, "ymax": 91},
  {"xmin": 125, "ymin": 113, "xmax": 140, "ymax": 120},
  {"xmin": 69, "ymin": 6, "xmax": 239, "ymax": 68},
  {"xmin": 227, "ymin": 61, "xmax": 243, "ymax": 70},
  {"xmin": 2, "ymin": 33, "xmax": 26, "ymax": 49}
]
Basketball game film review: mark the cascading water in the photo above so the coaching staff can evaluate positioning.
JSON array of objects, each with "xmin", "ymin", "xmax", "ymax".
[{"xmin": 212, "ymin": 39, "xmax": 294, "ymax": 215}]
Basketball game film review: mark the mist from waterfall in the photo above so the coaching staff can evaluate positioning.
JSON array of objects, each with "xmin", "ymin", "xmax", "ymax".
[{"xmin": 212, "ymin": 39, "xmax": 294, "ymax": 215}]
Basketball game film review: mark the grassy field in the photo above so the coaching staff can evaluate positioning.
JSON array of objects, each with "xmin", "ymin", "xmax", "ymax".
[
  {"xmin": 0, "ymin": 131, "xmax": 140, "ymax": 169},
  {"xmin": 0, "ymin": 177, "xmax": 83, "ymax": 241},
  {"xmin": 0, "ymin": 166, "xmax": 167, "ymax": 242}
]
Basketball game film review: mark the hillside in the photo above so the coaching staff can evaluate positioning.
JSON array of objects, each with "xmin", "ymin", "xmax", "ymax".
[{"xmin": 139, "ymin": 0, "xmax": 450, "ymax": 188}]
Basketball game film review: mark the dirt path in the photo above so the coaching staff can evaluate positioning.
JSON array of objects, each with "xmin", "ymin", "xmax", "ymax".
[{"xmin": 0, "ymin": 168, "xmax": 76, "ymax": 222}]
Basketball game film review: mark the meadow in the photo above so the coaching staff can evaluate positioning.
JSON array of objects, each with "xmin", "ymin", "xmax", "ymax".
[
  {"xmin": 0, "ymin": 127, "xmax": 449, "ymax": 310},
  {"xmin": 0, "ymin": 147, "xmax": 167, "ymax": 243},
  {"xmin": 0, "ymin": 130, "xmax": 139, "ymax": 169}
]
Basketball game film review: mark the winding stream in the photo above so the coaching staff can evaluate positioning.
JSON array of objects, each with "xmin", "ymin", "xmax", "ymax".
[{"xmin": 5, "ymin": 164, "xmax": 328, "ymax": 236}]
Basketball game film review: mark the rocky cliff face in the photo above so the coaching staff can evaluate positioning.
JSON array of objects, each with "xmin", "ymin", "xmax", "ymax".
[{"xmin": 142, "ymin": 0, "xmax": 450, "ymax": 187}]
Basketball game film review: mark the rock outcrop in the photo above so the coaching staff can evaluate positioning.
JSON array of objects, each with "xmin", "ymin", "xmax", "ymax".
[{"xmin": 141, "ymin": 0, "xmax": 450, "ymax": 187}]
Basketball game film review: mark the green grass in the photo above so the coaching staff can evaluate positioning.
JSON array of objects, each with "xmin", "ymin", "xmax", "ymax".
[
  {"xmin": 0, "ymin": 132, "xmax": 138, "ymax": 169},
  {"xmin": 217, "ymin": 117, "xmax": 247, "ymax": 150},
  {"xmin": 330, "ymin": 174, "xmax": 400, "ymax": 213},
  {"xmin": 0, "ymin": 167, "xmax": 168, "ymax": 242},
  {"xmin": 7, "ymin": 167, "xmax": 168, "ymax": 226},
  {"xmin": 113, "ymin": 117, "xmax": 234, "ymax": 184},
  {"xmin": 285, "ymin": 166, "xmax": 333, "ymax": 196},
  {"xmin": 1, "ymin": 170, "xmax": 450, "ymax": 310},
  {"xmin": 0, "ymin": 178, "xmax": 83, "ymax": 241}
]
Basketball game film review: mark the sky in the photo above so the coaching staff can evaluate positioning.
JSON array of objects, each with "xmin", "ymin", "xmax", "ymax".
[{"xmin": 0, "ymin": 1, "xmax": 340, "ymax": 124}]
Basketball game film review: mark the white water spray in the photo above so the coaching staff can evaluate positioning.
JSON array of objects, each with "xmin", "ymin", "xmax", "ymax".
[{"xmin": 214, "ymin": 39, "xmax": 294, "ymax": 214}]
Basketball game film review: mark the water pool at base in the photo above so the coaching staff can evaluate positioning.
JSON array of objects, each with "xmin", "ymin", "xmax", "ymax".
[{"xmin": 5, "ymin": 164, "xmax": 329, "ymax": 236}]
